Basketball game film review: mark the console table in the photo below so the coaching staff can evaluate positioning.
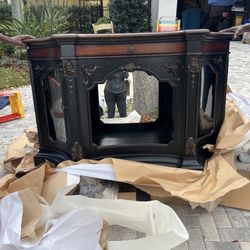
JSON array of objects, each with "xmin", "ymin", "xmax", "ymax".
[{"xmin": 27, "ymin": 30, "xmax": 233, "ymax": 169}]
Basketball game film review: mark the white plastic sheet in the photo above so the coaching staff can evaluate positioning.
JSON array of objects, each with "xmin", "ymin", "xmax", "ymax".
[
  {"xmin": 56, "ymin": 163, "xmax": 116, "ymax": 181},
  {"xmin": 0, "ymin": 193, "xmax": 103, "ymax": 250},
  {"xmin": 227, "ymin": 92, "xmax": 250, "ymax": 120},
  {"xmin": 30, "ymin": 208, "xmax": 103, "ymax": 250},
  {"xmin": 56, "ymin": 193, "xmax": 188, "ymax": 249},
  {"xmin": 52, "ymin": 188, "xmax": 189, "ymax": 250},
  {"xmin": 0, "ymin": 189, "xmax": 188, "ymax": 250}
]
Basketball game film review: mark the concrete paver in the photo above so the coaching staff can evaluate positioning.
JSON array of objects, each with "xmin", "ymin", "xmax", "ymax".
[
  {"xmin": 213, "ymin": 212, "xmax": 232, "ymax": 228},
  {"xmin": 199, "ymin": 214, "xmax": 220, "ymax": 241},
  {"xmin": 205, "ymin": 242, "xmax": 241, "ymax": 250},
  {"xmin": 186, "ymin": 227, "xmax": 206, "ymax": 250},
  {"xmin": 240, "ymin": 242, "xmax": 250, "ymax": 250},
  {"xmin": 0, "ymin": 41, "xmax": 250, "ymax": 249},
  {"xmin": 218, "ymin": 227, "xmax": 250, "ymax": 242}
]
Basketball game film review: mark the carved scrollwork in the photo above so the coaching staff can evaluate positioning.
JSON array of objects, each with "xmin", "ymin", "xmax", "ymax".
[
  {"xmin": 82, "ymin": 64, "xmax": 101, "ymax": 85},
  {"xmin": 57, "ymin": 61, "xmax": 76, "ymax": 95},
  {"xmin": 187, "ymin": 56, "xmax": 202, "ymax": 88},
  {"xmin": 62, "ymin": 60, "xmax": 77, "ymax": 77},
  {"xmin": 119, "ymin": 62, "xmax": 143, "ymax": 72},
  {"xmin": 185, "ymin": 137, "xmax": 196, "ymax": 156},
  {"xmin": 71, "ymin": 141, "xmax": 83, "ymax": 161},
  {"xmin": 161, "ymin": 60, "xmax": 181, "ymax": 81}
]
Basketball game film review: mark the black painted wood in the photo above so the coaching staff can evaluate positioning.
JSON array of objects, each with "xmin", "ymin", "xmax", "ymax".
[{"xmin": 27, "ymin": 30, "xmax": 233, "ymax": 168}]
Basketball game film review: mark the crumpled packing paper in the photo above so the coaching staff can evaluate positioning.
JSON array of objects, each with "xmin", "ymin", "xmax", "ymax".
[
  {"xmin": 57, "ymin": 97, "xmax": 250, "ymax": 211},
  {"xmin": 57, "ymin": 155, "xmax": 249, "ymax": 212}
]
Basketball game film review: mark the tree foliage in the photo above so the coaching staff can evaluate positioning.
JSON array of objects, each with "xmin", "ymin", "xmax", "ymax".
[
  {"xmin": 0, "ymin": 2, "xmax": 70, "ymax": 37},
  {"xmin": 109, "ymin": 0, "xmax": 150, "ymax": 33},
  {"xmin": 0, "ymin": 2, "xmax": 12, "ymax": 22}
]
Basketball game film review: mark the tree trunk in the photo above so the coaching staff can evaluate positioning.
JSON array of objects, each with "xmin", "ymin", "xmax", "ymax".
[
  {"xmin": 133, "ymin": 71, "xmax": 158, "ymax": 116},
  {"xmin": 11, "ymin": 0, "xmax": 24, "ymax": 21}
]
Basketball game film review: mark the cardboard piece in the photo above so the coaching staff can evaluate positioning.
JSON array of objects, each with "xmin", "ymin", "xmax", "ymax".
[{"xmin": 220, "ymin": 170, "xmax": 250, "ymax": 210}]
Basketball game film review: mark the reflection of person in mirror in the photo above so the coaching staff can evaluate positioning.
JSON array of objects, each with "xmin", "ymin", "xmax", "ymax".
[{"xmin": 104, "ymin": 71, "xmax": 129, "ymax": 118}]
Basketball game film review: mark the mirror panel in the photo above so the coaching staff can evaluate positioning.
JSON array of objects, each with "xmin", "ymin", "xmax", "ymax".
[
  {"xmin": 98, "ymin": 70, "xmax": 159, "ymax": 124},
  {"xmin": 199, "ymin": 65, "xmax": 215, "ymax": 136},
  {"xmin": 43, "ymin": 70, "xmax": 66, "ymax": 143}
]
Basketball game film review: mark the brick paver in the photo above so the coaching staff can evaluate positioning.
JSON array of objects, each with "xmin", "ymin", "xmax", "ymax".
[{"xmin": 0, "ymin": 41, "xmax": 250, "ymax": 249}]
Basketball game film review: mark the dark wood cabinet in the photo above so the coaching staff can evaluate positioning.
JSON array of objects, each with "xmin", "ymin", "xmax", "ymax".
[{"xmin": 27, "ymin": 30, "xmax": 232, "ymax": 169}]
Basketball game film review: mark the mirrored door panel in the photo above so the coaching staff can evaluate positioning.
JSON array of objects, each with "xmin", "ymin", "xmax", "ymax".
[
  {"xmin": 97, "ymin": 70, "xmax": 159, "ymax": 124},
  {"xmin": 42, "ymin": 70, "xmax": 66, "ymax": 143}
]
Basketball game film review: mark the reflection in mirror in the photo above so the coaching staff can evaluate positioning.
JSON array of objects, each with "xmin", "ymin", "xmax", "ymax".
[
  {"xmin": 43, "ymin": 70, "xmax": 66, "ymax": 143},
  {"xmin": 98, "ymin": 70, "xmax": 159, "ymax": 124},
  {"xmin": 199, "ymin": 65, "xmax": 215, "ymax": 136}
]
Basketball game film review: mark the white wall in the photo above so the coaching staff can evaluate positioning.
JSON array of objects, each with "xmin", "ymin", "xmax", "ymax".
[
  {"xmin": 158, "ymin": 0, "xmax": 178, "ymax": 19},
  {"xmin": 151, "ymin": 0, "xmax": 178, "ymax": 31}
]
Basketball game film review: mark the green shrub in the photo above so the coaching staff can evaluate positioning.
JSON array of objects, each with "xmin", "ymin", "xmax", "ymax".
[
  {"xmin": 0, "ymin": 2, "xmax": 70, "ymax": 38},
  {"xmin": 109, "ymin": 0, "xmax": 151, "ymax": 33},
  {"xmin": 65, "ymin": 5, "xmax": 92, "ymax": 33},
  {"xmin": 95, "ymin": 16, "xmax": 111, "ymax": 25},
  {"xmin": 0, "ymin": 43, "xmax": 15, "ymax": 59}
]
